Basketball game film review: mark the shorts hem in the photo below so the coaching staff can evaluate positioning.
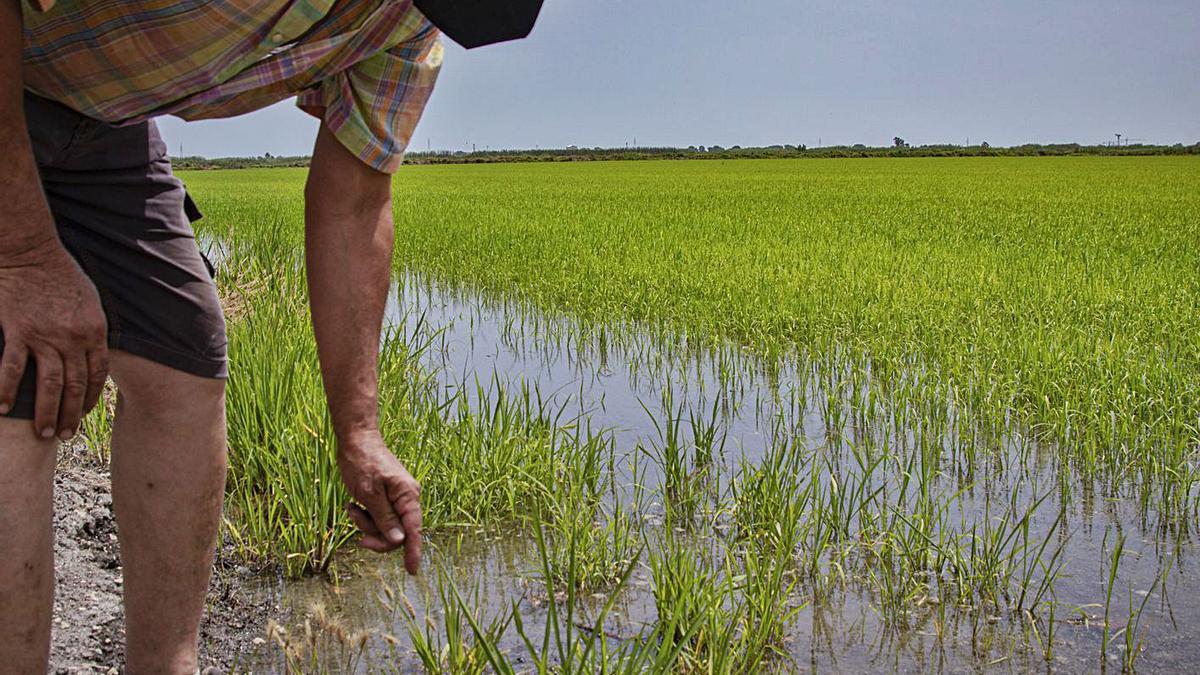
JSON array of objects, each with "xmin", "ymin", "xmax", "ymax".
[
  {"xmin": 112, "ymin": 334, "xmax": 229, "ymax": 380},
  {"xmin": 0, "ymin": 336, "xmax": 226, "ymax": 421}
]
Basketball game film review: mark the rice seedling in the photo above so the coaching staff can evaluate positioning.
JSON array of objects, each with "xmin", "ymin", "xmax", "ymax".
[
  {"xmin": 78, "ymin": 381, "xmax": 116, "ymax": 460},
  {"xmin": 541, "ymin": 433, "xmax": 639, "ymax": 591},
  {"xmin": 639, "ymin": 389, "xmax": 724, "ymax": 529},
  {"xmin": 648, "ymin": 532, "xmax": 798, "ymax": 672}
]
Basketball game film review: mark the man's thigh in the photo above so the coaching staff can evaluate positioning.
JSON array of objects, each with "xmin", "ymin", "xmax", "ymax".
[{"xmin": 0, "ymin": 94, "xmax": 227, "ymax": 421}]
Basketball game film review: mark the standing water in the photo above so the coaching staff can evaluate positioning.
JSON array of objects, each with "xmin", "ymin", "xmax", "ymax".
[{"xmin": 244, "ymin": 272, "xmax": 1200, "ymax": 673}]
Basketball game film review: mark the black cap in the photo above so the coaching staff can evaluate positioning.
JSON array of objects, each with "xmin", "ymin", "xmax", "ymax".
[{"xmin": 414, "ymin": 0, "xmax": 545, "ymax": 49}]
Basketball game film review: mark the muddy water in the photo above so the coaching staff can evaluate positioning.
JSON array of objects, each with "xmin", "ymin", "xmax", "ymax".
[{"xmin": 252, "ymin": 274, "xmax": 1200, "ymax": 673}]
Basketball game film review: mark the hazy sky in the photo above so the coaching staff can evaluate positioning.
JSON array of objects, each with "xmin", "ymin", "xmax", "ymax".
[{"xmin": 157, "ymin": 0, "xmax": 1200, "ymax": 157}]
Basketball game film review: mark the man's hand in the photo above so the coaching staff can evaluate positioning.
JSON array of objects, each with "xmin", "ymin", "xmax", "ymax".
[
  {"xmin": 1, "ymin": 0, "xmax": 107, "ymax": 439},
  {"xmin": 0, "ymin": 237, "xmax": 109, "ymax": 439},
  {"xmin": 338, "ymin": 432, "xmax": 423, "ymax": 574}
]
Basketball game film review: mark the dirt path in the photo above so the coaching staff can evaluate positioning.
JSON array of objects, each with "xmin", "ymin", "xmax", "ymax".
[{"xmin": 48, "ymin": 445, "xmax": 277, "ymax": 674}]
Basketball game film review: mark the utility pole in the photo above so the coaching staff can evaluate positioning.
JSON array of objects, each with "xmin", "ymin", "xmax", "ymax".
[{"xmin": 1115, "ymin": 133, "xmax": 1122, "ymax": 147}]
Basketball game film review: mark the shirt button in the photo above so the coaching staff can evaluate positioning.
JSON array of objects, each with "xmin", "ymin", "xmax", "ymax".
[{"xmin": 271, "ymin": 32, "xmax": 284, "ymax": 43}]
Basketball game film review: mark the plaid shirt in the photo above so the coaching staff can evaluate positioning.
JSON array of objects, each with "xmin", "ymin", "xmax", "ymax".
[{"xmin": 22, "ymin": 0, "xmax": 442, "ymax": 172}]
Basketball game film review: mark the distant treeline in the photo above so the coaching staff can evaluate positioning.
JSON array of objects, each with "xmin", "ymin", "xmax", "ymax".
[
  {"xmin": 173, "ymin": 142, "xmax": 1200, "ymax": 170},
  {"xmin": 174, "ymin": 153, "xmax": 312, "ymax": 170}
]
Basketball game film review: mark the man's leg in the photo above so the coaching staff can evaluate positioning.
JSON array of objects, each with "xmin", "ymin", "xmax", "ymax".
[
  {"xmin": 108, "ymin": 351, "xmax": 226, "ymax": 674},
  {"xmin": 0, "ymin": 420, "xmax": 56, "ymax": 672}
]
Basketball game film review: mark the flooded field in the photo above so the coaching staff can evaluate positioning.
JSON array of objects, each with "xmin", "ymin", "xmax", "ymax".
[
  {"xmin": 160, "ymin": 157, "xmax": 1200, "ymax": 672},
  {"xmin": 236, "ymin": 273, "xmax": 1199, "ymax": 673}
]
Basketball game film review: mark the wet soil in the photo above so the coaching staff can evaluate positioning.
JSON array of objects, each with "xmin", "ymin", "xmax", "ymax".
[{"xmin": 48, "ymin": 443, "xmax": 277, "ymax": 674}]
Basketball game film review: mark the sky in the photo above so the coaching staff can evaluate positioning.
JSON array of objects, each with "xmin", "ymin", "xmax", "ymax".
[{"xmin": 157, "ymin": 0, "xmax": 1200, "ymax": 157}]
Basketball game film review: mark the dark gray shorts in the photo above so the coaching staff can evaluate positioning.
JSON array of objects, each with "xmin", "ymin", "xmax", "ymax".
[{"xmin": 0, "ymin": 93, "xmax": 227, "ymax": 420}]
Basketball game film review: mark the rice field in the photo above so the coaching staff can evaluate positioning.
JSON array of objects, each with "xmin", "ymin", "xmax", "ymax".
[{"xmin": 97, "ymin": 156, "xmax": 1199, "ymax": 671}]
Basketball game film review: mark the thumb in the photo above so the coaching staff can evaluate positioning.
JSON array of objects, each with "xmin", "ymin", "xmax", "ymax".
[{"xmin": 362, "ymin": 482, "xmax": 405, "ymax": 547}]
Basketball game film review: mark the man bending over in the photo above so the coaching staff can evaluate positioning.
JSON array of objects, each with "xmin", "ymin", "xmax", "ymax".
[{"xmin": 0, "ymin": 0, "xmax": 446, "ymax": 671}]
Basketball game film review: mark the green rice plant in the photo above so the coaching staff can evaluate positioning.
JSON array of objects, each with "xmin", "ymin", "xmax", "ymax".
[
  {"xmin": 78, "ymin": 380, "xmax": 116, "ymax": 461},
  {"xmin": 220, "ymin": 262, "xmax": 356, "ymax": 573},
  {"xmin": 640, "ymin": 390, "xmax": 722, "ymax": 529},
  {"xmin": 1102, "ymin": 530, "xmax": 1126, "ymax": 665},
  {"xmin": 648, "ymin": 534, "xmax": 795, "ymax": 673},
  {"xmin": 729, "ymin": 436, "xmax": 812, "ymax": 556},
  {"xmin": 541, "ymin": 433, "xmax": 639, "ymax": 591},
  {"xmin": 514, "ymin": 508, "xmax": 649, "ymax": 674},
  {"xmin": 735, "ymin": 539, "xmax": 803, "ymax": 656},
  {"xmin": 648, "ymin": 538, "xmax": 726, "ymax": 652},
  {"xmin": 1098, "ymin": 535, "xmax": 1171, "ymax": 674},
  {"xmin": 382, "ymin": 376, "xmax": 571, "ymax": 530}
]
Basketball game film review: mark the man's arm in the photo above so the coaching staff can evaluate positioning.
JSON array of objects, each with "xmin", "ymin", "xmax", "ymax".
[
  {"xmin": 0, "ymin": 0, "xmax": 108, "ymax": 439},
  {"xmin": 304, "ymin": 123, "xmax": 422, "ymax": 574}
]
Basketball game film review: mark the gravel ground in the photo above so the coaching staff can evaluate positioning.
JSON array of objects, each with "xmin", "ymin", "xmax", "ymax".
[{"xmin": 47, "ymin": 445, "xmax": 277, "ymax": 674}]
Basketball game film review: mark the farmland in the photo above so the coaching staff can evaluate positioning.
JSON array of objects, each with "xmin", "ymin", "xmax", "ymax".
[{"xmin": 104, "ymin": 156, "xmax": 1200, "ymax": 671}]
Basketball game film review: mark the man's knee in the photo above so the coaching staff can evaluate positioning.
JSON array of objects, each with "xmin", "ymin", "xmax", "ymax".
[{"xmin": 109, "ymin": 351, "xmax": 225, "ymax": 420}]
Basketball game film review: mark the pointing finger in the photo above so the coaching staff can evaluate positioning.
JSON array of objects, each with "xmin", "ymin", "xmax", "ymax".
[{"xmin": 399, "ymin": 503, "xmax": 423, "ymax": 575}]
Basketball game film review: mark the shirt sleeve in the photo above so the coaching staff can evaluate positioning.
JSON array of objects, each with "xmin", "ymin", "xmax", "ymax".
[{"xmin": 297, "ymin": 23, "xmax": 442, "ymax": 173}]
